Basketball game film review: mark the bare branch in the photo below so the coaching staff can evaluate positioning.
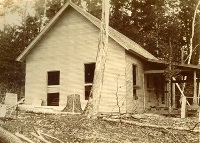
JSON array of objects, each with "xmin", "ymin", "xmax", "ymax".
[
  {"xmin": 15, "ymin": 132, "xmax": 35, "ymax": 143},
  {"xmin": 40, "ymin": 132, "xmax": 64, "ymax": 143}
]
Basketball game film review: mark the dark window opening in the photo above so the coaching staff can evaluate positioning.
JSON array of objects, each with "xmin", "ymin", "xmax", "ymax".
[
  {"xmin": 161, "ymin": 77, "xmax": 165, "ymax": 104},
  {"xmin": 48, "ymin": 71, "xmax": 60, "ymax": 85},
  {"xmin": 47, "ymin": 93, "xmax": 59, "ymax": 106},
  {"xmin": 132, "ymin": 64, "xmax": 137, "ymax": 100},
  {"xmin": 85, "ymin": 63, "xmax": 95, "ymax": 83},
  {"xmin": 85, "ymin": 85, "xmax": 92, "ymax": 100},
  {"xmin": 147, "ymin": 75, "xmax": 150, "ymax": 88}
]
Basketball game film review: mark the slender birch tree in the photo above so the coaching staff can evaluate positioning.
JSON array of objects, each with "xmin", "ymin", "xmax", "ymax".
[
  {"xmin": 181, "ymin": 0, "xmax": 200, "ymax": 105},
  {"xmin": 84, "ymin": 0, "xmax": 110, "ymax": 118},
  {"xmin": 187, "ymin": 0, "xmax": 200, "ymax": 65}
]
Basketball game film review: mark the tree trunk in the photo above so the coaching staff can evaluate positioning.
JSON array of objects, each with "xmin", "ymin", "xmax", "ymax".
[
  {"xmin": 168, "ymin": 80, "xmax": 172, "ymax": 114},
  {"xmin": 182, "ymin": 0, "xmax": 200, "ymax": 99},
  {"xmin": 84, "ymin": 0, "xmax": 110, "ymax": 118},
  {"xmin": 187, "ymin": 0, "xmax": 200, "ymax": 64}
]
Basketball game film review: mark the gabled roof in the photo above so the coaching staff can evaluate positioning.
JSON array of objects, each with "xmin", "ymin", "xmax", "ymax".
[{"xmin": 16, "ymin": 1, "xmax": 157, "ymax": 62}]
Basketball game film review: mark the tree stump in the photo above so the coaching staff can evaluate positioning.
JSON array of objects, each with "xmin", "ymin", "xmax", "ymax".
[
  {"xmin": 0, "ymin": 127, "xmax": 22, "ymax": 143},
  {"xmin": 62, "ymin": 94, "xmax": 82, "ymax": 113}
]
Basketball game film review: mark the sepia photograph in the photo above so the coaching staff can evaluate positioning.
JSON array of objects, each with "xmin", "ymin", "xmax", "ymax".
[{"xmin": 0, "ymin": 0, "xmax": 200, "ymax": 142}]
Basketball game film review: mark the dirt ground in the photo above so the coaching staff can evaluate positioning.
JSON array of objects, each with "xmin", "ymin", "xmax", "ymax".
[{"xmin": 0, "ymin": 111, "xmax": 199, "ymax": 143}]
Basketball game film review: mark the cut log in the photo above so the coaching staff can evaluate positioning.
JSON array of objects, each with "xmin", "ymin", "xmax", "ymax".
[
  {"xmin": 15, "ymin": 132, "xmax": 35, "ymax": 143},
  {"xmin": 31, "ymin": 132, "xmax": 51, "ymax": 143},
  {"xmin": 40, "ymin": 132, "xmax": 64, "ymax": 143},
  {"xmin": 0, "ymin": 127, "xmax": 23, "ymax": 143}
]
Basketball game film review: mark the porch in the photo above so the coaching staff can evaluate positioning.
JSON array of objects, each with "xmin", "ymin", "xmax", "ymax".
[{"xmin": 144, "ymin": 59, "xmax": 200, "ymax": 116}]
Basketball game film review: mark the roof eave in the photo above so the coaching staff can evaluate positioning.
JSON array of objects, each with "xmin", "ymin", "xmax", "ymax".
[{"xmin": 128, "ymin": 49, "xmax": 149, "ymax": 61}]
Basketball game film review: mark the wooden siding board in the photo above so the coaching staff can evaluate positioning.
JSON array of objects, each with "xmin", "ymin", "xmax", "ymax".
[
  {"xmin": 125, "ymin": 51, "xmax": 145, "ymax": 113},
  {"xmin": 17, "ymin": 2, "xmax": 157, "ymax": 62},
  {"xmin": 25, "ymin": 8, "xmax": 97, "ymax": 109},
  {"xmin": 98, "ymin": 39, "xmax": 126, "ymax": 113},
  {"xmin": 25, "ymin": 7, "xmax": 127, "ymax": 112}
]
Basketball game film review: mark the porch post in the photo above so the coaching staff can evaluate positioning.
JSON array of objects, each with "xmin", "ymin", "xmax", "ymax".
[
  {"xmin": 143, "ymin": 74, "xmax": 146, "ymax": 110},
  {"xmin": 172, "ymin": 83, "xmax": 176, "ymax": 108},
  {"xmin": 181, "ymin": 96, "xmax": 186, "ymax": 118},
  {"xmin": 193, "ymin": 70, "xmax": 197, "ymax": 105}
]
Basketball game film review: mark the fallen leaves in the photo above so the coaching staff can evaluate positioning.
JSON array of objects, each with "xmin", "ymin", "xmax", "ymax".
[{"xmin": 0, "ymin": 112, "xmax": 199, "ymax": 143}]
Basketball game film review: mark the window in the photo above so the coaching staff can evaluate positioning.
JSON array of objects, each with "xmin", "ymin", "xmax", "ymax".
[
  {"xmin": 160, "ymin": 76, "xmax": 165, "ymax": 104},
  {"xmin": 133, "ymin": 65, "xmax": 137, "ymax": 86},
  {"xmin": 84, "ymin": 63, "xmax": 95, "ymax": 100},
  {"xmin": 84, "ymin": 63, "xmax": 95, "ymax": 83},
  {"xmin": 47, "ymin": 93, "xmax": 59, "ymax": 106},
  {"xmin": 85, "ymin": 85, "xmax": 92, "ymax": 100},
  {"xmin": 147, "ymin": 74, "xmax": 150, "ymax": 88},
  {"xmin": 48, "ymin": 71, "xmax": 60, "ymax": 85},
  {"xmin": 132, "ymin": 64, "xmax": 137, "ymax": 99}
]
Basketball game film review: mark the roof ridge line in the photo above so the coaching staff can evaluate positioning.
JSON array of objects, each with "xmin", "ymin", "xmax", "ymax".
[
  {"xmin": 69, "ymin": 1, "xmax": 157, "ymax": 60},
  {"xmin": 16, "ymin": 1, "xmax": 157, "ymax": 62}
]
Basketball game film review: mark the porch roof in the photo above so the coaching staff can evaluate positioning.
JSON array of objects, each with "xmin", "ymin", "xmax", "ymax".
[
  {"xmin": 147, "ymin": 59, "xmax": 200, "ymax": 70},
  {"xmin": 145, "ymin": 59, "xmax": 200, "ymax": 77}
]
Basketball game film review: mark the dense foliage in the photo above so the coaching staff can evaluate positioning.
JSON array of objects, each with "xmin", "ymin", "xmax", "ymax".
[
  {"xmin": 0, "ymin": 0, "xmax": 68, "ymax": 94},
  {"xmin": 0, "ymin": 15, "xmax": 41, "ymax": 94},
  {"xmin": 77, "ymin": 0, "xmax": 200, "ymax": 63}
]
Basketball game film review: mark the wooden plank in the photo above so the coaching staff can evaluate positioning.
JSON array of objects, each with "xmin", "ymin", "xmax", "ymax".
[
  {"xmin": 172, "ymin": 77, "xmax": 190, "ymax": 106},
  {"xmin": 144, "ymin": 70, "xmax": 165, "ymax": 74},
  {"xmin": 171, "ymin": 79, "xmax": 193, "ymax": 83},
  {"xmin": 15, "ymin": 133, "xmax": 35, "ymax": 143},
  {"xmin": 181, "ymin": 96, "xmax": 186, "ymax": 118},
  {"xmin": 172, "ymin": 83, "xmax": 176, "ymax": 108},
  {"xmin": 143, "ymin": 74, "xmax": 146, "ymax": 110},
  {"xmin": 193, "ymin": 70, "xmax": 197, "ymax": 105}
]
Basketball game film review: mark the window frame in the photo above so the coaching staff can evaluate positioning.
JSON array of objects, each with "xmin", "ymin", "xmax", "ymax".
[
  {"xmin": 84, "ymin": 63, "xmax": 95, "ymax": 100},
  {"xmin": 132, "ymin": 64, "xmax": 138, "ymax": 100},
  {"xmin": 47, "ymin": 71, "xmax": 60, "ymax": 86}
]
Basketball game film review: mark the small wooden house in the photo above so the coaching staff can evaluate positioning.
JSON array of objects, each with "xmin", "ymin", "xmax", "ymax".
[{"xmin": 17, "ymin": 1, "xmax": 200, "ymax": 113}]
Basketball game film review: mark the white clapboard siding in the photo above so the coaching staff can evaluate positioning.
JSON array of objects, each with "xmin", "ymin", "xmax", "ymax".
[
  {"xmin": 125, "ymin": 51, "xmax": 145, "ymax": 113},
  {"xmin": 25, "ymin": 8, "xmax": 97, "ymax": 106},
  {"xmin": 98, "ymin": 39, "xmax": 126, "ymax": 113},
  {"xmin": 25, "ymin": 7, "xmax": 127, "ymax": 112}
]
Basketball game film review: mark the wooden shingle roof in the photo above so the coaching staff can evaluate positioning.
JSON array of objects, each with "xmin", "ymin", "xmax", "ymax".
[{"xmin": 16, "ymin": 1, "xmax": 157, "ymax": 62}]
